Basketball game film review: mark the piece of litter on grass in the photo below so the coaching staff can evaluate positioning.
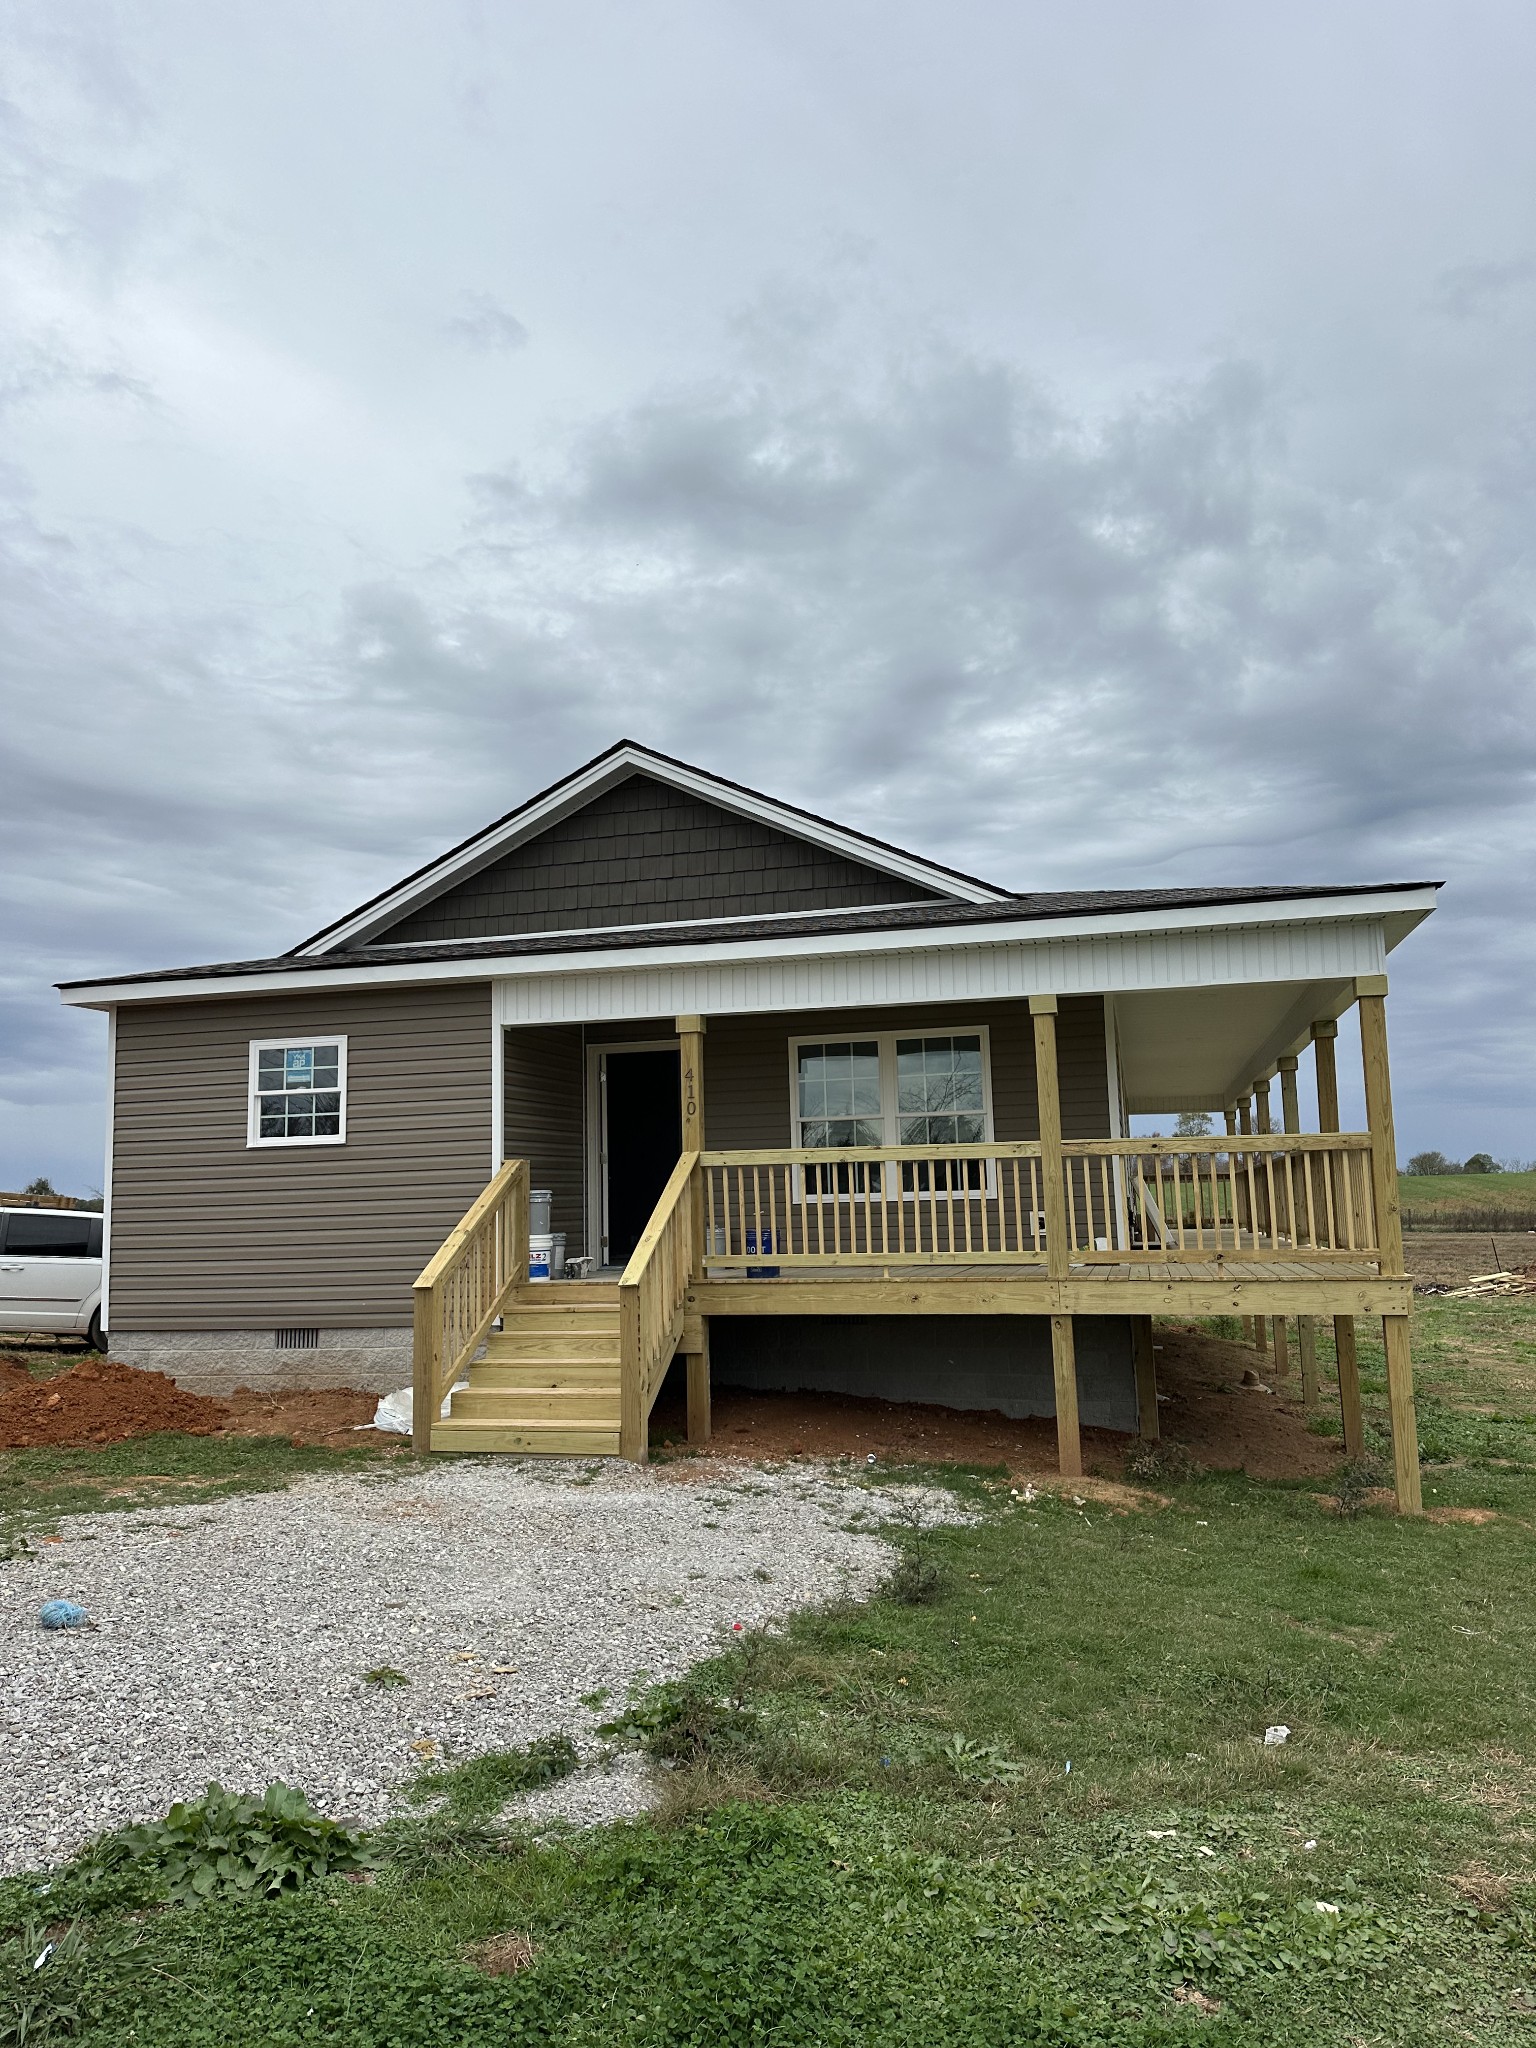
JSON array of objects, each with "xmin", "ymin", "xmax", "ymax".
[
  {"xmin": 1314, "ymin": 1900, "xmax": 1340, "ymax": 1916},
  {"xmin": 1147, "ymin": 1829, "xmax": 1178, "ymax": 1839},
  {"xmin": 1064, "ymin": 1761, "xmax": 1072, "ymax": 1773},
  {"xmin": 1303, "ymin": 1839, "xmax": 1318, "ymax": 1850},
  {"xmin": 1264, "ymin": 1725, "xmax": 1290, "ymax": 1746},
  {"xmin": 1195, "ymin": 1845, "xmax": 1215, "ymax": 1857},
  {"xmin": 33, "ymin": 1943, "xmax": 55, "ymax": 1971}
]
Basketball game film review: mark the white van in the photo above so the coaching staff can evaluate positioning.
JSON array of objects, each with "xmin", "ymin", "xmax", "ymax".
[{"xmin": 0, "ymin": 1207, "xmax": 105, "ymax": 1348}]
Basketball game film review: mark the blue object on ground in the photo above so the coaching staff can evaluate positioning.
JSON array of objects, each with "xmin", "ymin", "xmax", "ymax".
[{"xmin": 38, "ymin": 1600, "xmax": 89, "ymax": 1630}]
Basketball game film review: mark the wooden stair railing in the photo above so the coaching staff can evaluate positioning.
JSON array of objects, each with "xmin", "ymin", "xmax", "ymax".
[
  {"xmin": 411, "ymin": 1159, "xmax": 529, "ymax": 1453},
  {"xmin": 618, "ymin": 1151, "xmax": 699, "ymax": 1462}
]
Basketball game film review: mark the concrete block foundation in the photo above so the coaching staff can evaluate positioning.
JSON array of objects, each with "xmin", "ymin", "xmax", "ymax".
[
  {"xmin": 708, "ymin": 1314, "xmax": 1140, "ymax": 1434},
  {"xmin": 109, "ymin": 1329, "xmax": 412, "ymax": 1398}
]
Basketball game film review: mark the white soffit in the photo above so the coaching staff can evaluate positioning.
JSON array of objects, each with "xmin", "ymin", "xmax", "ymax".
[
  {"xmin": 496, "ymin": 913, "xmax": 1392, "ymax": 1026},
  {"xmin": 1114, "ymin": 982, "xmax": 1358, "ymax": 1113}
]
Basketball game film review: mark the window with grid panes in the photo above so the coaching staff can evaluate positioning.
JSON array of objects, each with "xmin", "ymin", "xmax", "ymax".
[
  {"xmin": 791, "ymin": 1031, "xmax": 992, "ymax": 1194},
  {"xmin": 249, "ymin": 1039, "xmax": 346, "ymax": 1145}
]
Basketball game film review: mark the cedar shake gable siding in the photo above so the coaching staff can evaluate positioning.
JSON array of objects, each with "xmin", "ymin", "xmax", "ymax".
[
  {"xmin": 373, "ymin": 774, "xmax": 941, "ymax": 944},
  {"xmin": 110, "ymin": 984, "xmax": 492, "ymax": 1331}
]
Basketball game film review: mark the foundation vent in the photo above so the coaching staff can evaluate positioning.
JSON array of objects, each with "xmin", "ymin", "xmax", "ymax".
[{"xmin": 274, "ymin": 1328, "xmax": 321, "ymax": 1351}]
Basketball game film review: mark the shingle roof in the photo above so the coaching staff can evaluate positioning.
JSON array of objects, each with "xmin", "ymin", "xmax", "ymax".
[{"xmin": 56, "ymin": 880, "xmax": 1441, "ymax": 992}]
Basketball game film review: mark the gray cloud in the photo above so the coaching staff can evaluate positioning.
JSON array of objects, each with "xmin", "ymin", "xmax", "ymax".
[
  {"xmin": 1, "ymin": 3, "xmax": 1534, "ymax": 1190},
  {"xmin": 445, "ymin": 293, "xmax": 529, "ymax": 353}
]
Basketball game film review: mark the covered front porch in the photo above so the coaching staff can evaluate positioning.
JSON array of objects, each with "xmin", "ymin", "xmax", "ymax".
[{"xmin": 413, "ymin": 969, "xmax": 1422, "ymax": 1511}]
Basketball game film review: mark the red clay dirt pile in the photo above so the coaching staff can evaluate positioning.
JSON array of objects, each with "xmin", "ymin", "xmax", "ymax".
[{"xmin": 0, "ymin": 1355, "xmax": 230, "ymax": 1449}]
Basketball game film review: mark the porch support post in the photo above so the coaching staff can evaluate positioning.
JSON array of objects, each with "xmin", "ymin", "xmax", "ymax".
[
  {"xmin": 1030, "ymin": 996, "xmax": 1068, "ymax": 1282},
  {"xmin": 1224, "ymin": 1108, "xmax": 1252, "ymax": 1347},
  {"xmin": 1356, "ymin": 976, "xmax": 1420, "ymax": 1513},
  {"xmin": 1253, "ymin": 1079, "xmax": 1274, "ymax": 1266},
  {"xmin": 1314, "ymin": 1018, "xmax": 1364, "ymax": 1460},
  {"xmin": 1050, "ymin": 1315, "xmax": 1083, "ymax": 1479},
  {"xmin": 1271, "ymin": 1314, "xmax": 1289, "ymax": 1384},
  {"xmin": 1280, "ymin": 1054, "xmax": 1311, "ymax": 1395},
  {"xmin": 1132, "ymin": 1317, "xmax": 1159, "ymax": 1442},
  {"xmin": 1236, "ymin": 1099, "xmax": 1264, "ymax": 1348},
  {"xmin": 676, "ymin": 1015, "xmax": 706, "ymax": 1153},
  {"xmin": 686, "ymin": 1321, "xmax": 711, "ymax": 1448}
]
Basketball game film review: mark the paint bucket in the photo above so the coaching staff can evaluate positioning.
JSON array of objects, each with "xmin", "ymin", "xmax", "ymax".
[
  {"xmin": 745, "ymin": 1227, "xmax": 779, "ymax": 1279},
  {"xmin": 529, "ymin": 1232, "xmax": 555, "ymax": 1281},
  {"xmin": 550, "ymin": 1232, "xmax": 566, "ymax": 1278},
  {"xmin": 529, "ymin": 1189, "xmax": 553, "ymax": 1234}
]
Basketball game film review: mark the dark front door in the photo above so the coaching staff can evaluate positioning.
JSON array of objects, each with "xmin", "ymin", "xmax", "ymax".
[{"xmin": 603, "ymin": 1048, "xmax": 681, "ymax": 1267}]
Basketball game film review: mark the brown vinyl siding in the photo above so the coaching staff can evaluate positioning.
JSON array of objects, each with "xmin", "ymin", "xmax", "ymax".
[
  {"xmin": 110, "ymin": 984, "xmax": 492, "ymax": 1331},
  {"xmin": 375, "ymin": 775, "xmax": 939, "ymax": 943},
  {"xmin": 503, "ymin": 1026, "xmax": 585, "ymax": 1258},
  {"xmin": 701, "ymin": 998, "xmax": 1110, "ymax": 1148}
]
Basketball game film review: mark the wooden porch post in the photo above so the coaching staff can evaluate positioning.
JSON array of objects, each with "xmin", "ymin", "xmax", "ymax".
[
  {"xmin": 686, "ymin": 1322, "xmax": 712, "ymax": 1448},
  {"xmin": 1224, "ymin": 1107, "xmax": 1253, "ymax": 1347},
  {"xmin": 1238, "ymin": 1098, "xmax": 1266, "ymax": 1353},
  {"xmin": 1132, "ymin": 1317, "xmax": 1159, "ymax": 1442},
  {"xmin": 1356, "ymin": 976, "xmax": 1420, "ymax": 1513},
  {"xmin": 676, "ymin": 1015, "xmax": 706, "ymax": 1153},
  {"xmin": 1313, "ymin": 1018, "xmax": 1364, "ymax": 1460},
  {"xmin": 1031, "ymin": 995, "xmax": 1081, "ymax": 1478},
  {"xmin": 1279, "ymin": 1054, "xmax": 1319, "ymax": 1406},
  {"xmin": 1254, "ymin": 1082, "xmax": 1278, "ymax": 1368}
]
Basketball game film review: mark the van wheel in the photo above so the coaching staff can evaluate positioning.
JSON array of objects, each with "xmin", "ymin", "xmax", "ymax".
[{"xmin": 87, "ymin": 1310, "xmax": 107, "ymax": 1353}]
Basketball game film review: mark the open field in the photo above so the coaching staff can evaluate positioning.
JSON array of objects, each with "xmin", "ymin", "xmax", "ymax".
[
  {"xmin": 1399, "ymin": 1170, "xmax": 1536, "ymax": 1233},
  {"xmin": 4, "ymin": 1296, "xmax": 1536, "ymax": 2045}
]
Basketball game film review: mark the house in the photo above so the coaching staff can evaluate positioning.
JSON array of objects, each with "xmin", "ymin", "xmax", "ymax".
[{"xmin": 58, "ymin": 741, "xmax": 1438, "ymax": 1509}]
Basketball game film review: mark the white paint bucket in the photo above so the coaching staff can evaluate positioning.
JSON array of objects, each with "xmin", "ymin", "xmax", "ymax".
[
  {"xmin": 529, "ymin": 1189, "xmax": 553, "ymax": 1234},
  {"xmin": 550, "ymin": 1232, "xmax": 566, "ymax": 1278},
  {"xmin": 529, "ymin": 1232, "xmax": 555, "ymax": 1281}
]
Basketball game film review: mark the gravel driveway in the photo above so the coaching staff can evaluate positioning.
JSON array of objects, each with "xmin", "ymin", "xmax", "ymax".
[{"xmin": 0, "ymin": 1458, "xmax": 960, "ymax": 1874}]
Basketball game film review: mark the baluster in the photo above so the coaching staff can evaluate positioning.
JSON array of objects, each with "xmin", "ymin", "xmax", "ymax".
[{"xmin": 1340, "ymin": 1152, "xmax": 1357, "ymax": 1251}]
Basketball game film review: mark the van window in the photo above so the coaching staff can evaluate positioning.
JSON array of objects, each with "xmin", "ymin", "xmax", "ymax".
[{"xmin": 3, "ymin": 1212, "xmax": 96, "ymax": 1258}]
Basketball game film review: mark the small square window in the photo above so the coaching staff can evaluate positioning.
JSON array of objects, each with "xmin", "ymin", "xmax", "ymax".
[{"xmin": 249, "ymin": 1039, "xmax": 347, "ymax": 1147}]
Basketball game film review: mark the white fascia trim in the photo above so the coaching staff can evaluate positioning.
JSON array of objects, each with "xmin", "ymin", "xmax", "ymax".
[
  {"xmin": 59, "ymin": 887, "xmax": 1438, "ymax": 1010},
  {"xmin": 296, "ymin": 745, "xmax": 1006, "ymax": 952}
]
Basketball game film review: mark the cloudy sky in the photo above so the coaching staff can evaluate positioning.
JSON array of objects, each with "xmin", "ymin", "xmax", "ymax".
[{"xmin": 3, "ymin": 1, "xmax": 1533, "ymax": 1192}]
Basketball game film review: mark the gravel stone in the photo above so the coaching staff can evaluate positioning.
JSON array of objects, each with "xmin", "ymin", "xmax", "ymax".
[{"xmin": 0, "ymin": 1458, "xmax": 965, "ymax": 1871}]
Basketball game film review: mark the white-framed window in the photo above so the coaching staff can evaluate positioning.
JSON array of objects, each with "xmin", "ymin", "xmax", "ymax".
[
  {"xmin": 248, "ymin": 1038, "xmax": 347, "ymax": 1147},
  {"xmin": 788, "ymin": 1028, "xmax": 994, "ymax": 1194}
]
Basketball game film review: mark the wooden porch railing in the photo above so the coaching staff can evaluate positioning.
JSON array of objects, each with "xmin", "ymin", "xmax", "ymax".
[
  {"xmin": 697, "ymin": 1133, "xmax": 1383, "ymax": 1270},
  {"xmin": 411, "ymin": 1159, "xmax": 529, "ymax": 1451},
  {"xmin": 1062, "ymin": 1134, "xmax": 1379, "ymax": 1261},
  {"xmin": 619, "ymin": 1151, "xmax": 700, "ymax": 1461},
  {"xmin": 699, "ymin": 1145, "xmax": 1047, "ymax": 1263}
]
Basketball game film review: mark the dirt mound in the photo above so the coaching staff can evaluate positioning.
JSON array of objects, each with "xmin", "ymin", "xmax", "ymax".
[
  {"xmin": 0, "ymin": 1356, "xmax": 230, "ymax": 1449},
  {"xmin": 0, "ymin": 1356, "xmax": 35, "ymax": 1394}
]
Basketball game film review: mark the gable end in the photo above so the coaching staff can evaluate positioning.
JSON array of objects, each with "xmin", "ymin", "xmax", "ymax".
[{"xmin": 368, "ymin": 775, "xmax": 943, "ymax": 945}]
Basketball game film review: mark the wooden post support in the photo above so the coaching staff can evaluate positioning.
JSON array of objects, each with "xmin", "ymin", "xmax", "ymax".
[
  {"xmin": 1031, "ymin": 996, "xmax": 1069, "ymax": 1281},
  {"xmin": 1278, "ymin": 1053, "xmax": 1312, "ymax": 1396},
  {"xmin": 686, "ymin": 1321, "xmax": 711, "ymax": 1448},
  {"xmin": 1051, "ymin": 1314, "xmax": 1083, "ymax": 1478},
  {"xmin": 1298, "ymin": 1317, "xmax": 1320, "ymax": 1408},
  {"xmin": 1271, "ymin": 1314, "xmax": 1289, "ymax": 1382},
  {"xmin": 411, "ymin": 1284, "xmax": 439, "ymax": 1457},
  {"xmin": 1382, "ymin": 1313, "xmax": 1423, "ymax": 1514},
  {"xmin": 1355, "ymin": 978, "xmax": 1405, "ymax": 1278},
  {"xmin": 1354, "ymin": 975, "xmax": 1420, "ymax": 1512},
  {"xmin": 676, "ymin": 1014, "xmax": 706, "ymax": 1154},
  {"xmin": 1312, "ymin": 1019, "xmax": 1340, "ymax": 1130},
  {"xmin": 1223, "ymin": 1108, "xmax": 1252, "ymax": 1346},
  {"xmin": 1253, "ymin": 1079, "xmax": 1274, "ymax": 1250},
  {"xmin": 1132, "ymin": 1317, "xmax": 1159, "ymax": 1442},
  {"xmin": 1334, "ymin": 1315, "xmax": 1365, "ymax": 1459},
  {"xmin": 618, "ymin": 1284, "xmax": 646, "ymax": 1464}
]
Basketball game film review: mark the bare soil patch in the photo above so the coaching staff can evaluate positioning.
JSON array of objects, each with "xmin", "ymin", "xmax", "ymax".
[
  {"xmin": 0, "ymin": 1356, "xmax": 229, "ymax": 1448},
  {"xmin": 220, "ymin": 1385, "xmax": 388, "ymax": 1446},
  {"xmin": 653, "ymin": 1321, "xmax": 1340, "ymax": 1481},
  {"xmin": 1404, "ymin": 1231, "xmax": 1536, "ymax": 1287}
]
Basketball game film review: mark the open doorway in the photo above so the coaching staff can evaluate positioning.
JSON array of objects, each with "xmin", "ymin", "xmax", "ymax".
[{"xmin": 593, "ymin": 1045, "xmax": 681, "ymax": 1267}]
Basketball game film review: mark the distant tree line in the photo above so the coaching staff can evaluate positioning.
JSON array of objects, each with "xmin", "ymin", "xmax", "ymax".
[{"xmin": 1402, "ymin": 1151, "xmax": 1533, "ymax": 1176}]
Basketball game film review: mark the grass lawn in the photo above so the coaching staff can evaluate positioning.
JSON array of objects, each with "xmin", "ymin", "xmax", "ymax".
[
  {"xmin": 1398, "ymin": 1169, "xmax": 1536, "ymax": 1232},
  {"xmin": 5, "ymin": 1300, "xmax": 1536, "ymax": 2044}
]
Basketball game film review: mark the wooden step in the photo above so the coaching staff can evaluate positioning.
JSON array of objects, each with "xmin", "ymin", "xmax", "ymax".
[
  {"xmin": 471, "ymin": 1361, "xmax": 620, "ymax": 1390},
  {"xmin": 485, "ymin": 1330, "xmax": 620, "ymax": 1362},
  {"xmin": 431, "ymin": 1416, "xmax": 621, "ymax": 1456},
  {"xmin": 451, "ymin": 1385, "xmax": 619, "ymax": 1422},
  {"xmin": 512, "ymin": 1282, "xmax": 619, "ymax": 1307}
]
